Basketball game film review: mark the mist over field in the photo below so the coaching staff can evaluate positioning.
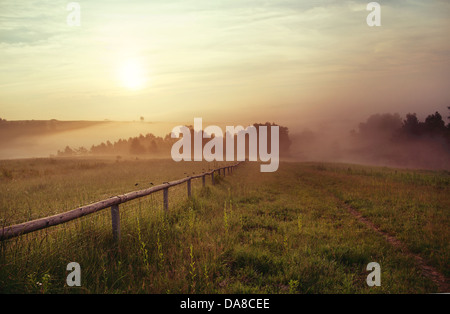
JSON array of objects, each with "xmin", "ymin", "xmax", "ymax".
[
  {"xmin": 289, "ymin": 111, "xmax": 450, "ymax": 170},
  {"xmin": 1, "ymin": 109, "xmax": 449, "ymax": 171},
  {"xmin": 0, "ymin": 120, "xmax": 173, "ymax": 159}
]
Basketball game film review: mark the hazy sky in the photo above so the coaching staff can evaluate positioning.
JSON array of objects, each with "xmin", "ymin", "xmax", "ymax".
[{"xmin": 1, "ymin": 0, "xmax": 449, "ymax": 132}]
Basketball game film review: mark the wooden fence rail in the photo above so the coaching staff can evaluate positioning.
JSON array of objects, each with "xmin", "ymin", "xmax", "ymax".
[{"xmin": 0, "ymin": 162, "xmax": 242, "ymax": 241}]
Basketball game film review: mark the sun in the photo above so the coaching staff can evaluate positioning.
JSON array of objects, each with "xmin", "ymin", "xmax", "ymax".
[{"xmin": 118, "ymin": 59, "xmax": 148, "ymax": 90}]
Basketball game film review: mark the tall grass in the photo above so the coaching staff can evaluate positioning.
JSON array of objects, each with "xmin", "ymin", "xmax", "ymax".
[{"xmin": 0, "ymin": 158, "xmax": 447, "ymax": 293}]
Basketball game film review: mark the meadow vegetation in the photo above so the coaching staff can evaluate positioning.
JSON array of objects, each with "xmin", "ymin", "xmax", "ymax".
[{"xmin": 0, "ymin": 158, "xmax": 448, "ymax": 293}]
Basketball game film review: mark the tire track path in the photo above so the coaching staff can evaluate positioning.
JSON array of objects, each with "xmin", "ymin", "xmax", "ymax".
[{"xmin": 298, "ymin": 169, "xmax": 449, "ymax": 293}]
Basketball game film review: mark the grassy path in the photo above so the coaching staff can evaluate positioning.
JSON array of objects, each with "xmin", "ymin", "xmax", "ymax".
[
  {"xmin": 295, "ymin": 163, "xmax": 449, "ymax": 292},
  {"xmin": 341, "ymin": 201, "xmax": 450, "ymax": 292}
]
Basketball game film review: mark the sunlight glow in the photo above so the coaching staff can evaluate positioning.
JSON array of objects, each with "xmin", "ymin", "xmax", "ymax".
[{"xmin": 118, "ymin": 59, "xmax": 148, "ymax": 90}]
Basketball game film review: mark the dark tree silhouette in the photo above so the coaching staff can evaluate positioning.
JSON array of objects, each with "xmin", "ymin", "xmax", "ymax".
[
  {"xmin": 424, "ymin": 112, "xmax": 446, "ymax": 136},
  {"xmin": 129, "ymin": 138, "xmax": 146, "ymax": 155},
  {"xmin": 358, "ymin": 113, "xmax": 402, "ymax": 139},
  {"xmin": 253, "ymin": 122, "xmax": 291, "ymax": 156},
  {"xmin": 446, "ymin": 106, "xmax": 450, "ymax": 128},
  {"xmin": 401, "ymin": 113, "xmax": 421, "ymax": 137}
]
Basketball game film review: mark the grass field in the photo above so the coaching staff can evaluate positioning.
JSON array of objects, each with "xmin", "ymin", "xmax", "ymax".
[{"xmin": 0, "ymin": 158, "xmax": 448, "ymax": 293}]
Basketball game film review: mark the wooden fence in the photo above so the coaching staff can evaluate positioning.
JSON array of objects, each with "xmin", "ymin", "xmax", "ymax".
[{"xmin": 0, "ymin": 162, "xmax": 241, "ymax": 242}]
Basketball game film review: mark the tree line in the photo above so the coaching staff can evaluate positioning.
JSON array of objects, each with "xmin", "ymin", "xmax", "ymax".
[
  {"xmin": 56, "ymin": 122, "xmax": 292, "ymax": 158},
  {"xmin": 353, "ymin": 108, "xmax": 450, "ymax": 144},
  {"xmin": 347, "ymin": 108, "xmax": 450, "ymax": 169}
]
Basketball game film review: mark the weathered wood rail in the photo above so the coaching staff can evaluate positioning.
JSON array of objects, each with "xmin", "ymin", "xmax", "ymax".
[{"xmin": 0, "ymin": 162, "xmax": 241, "ymax": 241}]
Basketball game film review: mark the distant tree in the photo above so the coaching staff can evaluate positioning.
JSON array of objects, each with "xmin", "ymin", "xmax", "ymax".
[
  {"xmin": 446, "ymin": 107, "xmax": 450, "ymax": 144},
  {"xmin": 57, "ymin": 146, "xmax": 75, "ymax": 157},
  {"xmin": 358, "ymin": 113, "xmax": 402, "ymax": 140},
  {"xmin": 401, "ymin": 113, "xmax": 421, "ymax": 137},
  {"xmin": 64, "ymin": 146, "xmax": 74, "ymax": 155},
  {"xmin": 106, "ymin": 141, "xmax": 113, "ymax": 151},
  {"xmin": 149, "ymin": 139, "xmax": 158, "ymax": 153},
  {"xmin": 423, "ymin": 111, "xmax": 446, "ymax": 136},
  {"xmin": 447, "ymin": 106, "xmax": 450, "ymax": 128},
  {"xmin": 129, "ymin": 138, "xmax": 146, "ymax": 155},
  {"xmin": 76, "ymin": 146, "xmax": 88, "ymax": 155},
  {"xmin": 253, "ymin": 122, "xmax": 291, "ymax": 156}
]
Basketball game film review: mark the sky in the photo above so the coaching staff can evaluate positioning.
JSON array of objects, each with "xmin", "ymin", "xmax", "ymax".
[{"xmin": 1, "ymin": 0, "xmax": 449, "ymax": 132}]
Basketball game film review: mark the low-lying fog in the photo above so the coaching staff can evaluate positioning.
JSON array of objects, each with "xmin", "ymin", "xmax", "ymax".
[
  {"xmin": 1, "ymin": 114, "xmax": 449, "ymax": 171},
  {"xmin": 0, "ymin": 121, "xmax": 173, "ymax": 159}
]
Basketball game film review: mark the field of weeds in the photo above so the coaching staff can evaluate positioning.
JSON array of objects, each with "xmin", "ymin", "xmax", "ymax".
[{"xmin": 0, "ymin": 158, "xmax": 448, "ymax": 293}]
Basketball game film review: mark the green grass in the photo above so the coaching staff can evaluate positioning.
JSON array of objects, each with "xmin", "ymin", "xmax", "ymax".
[
  {"xmin": 0, "ymin": 158, "xmax": 448, "ymax": 293},
  {"xmin": 298, "ymin": 162, "xmax": 450, "ymax": 278}
]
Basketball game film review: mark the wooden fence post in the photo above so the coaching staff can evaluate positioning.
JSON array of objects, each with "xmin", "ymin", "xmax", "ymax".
[
  {"xmin": 111, "ymin": 204, "xmax": 120, "ymax": 241},
  {"xmin": 223, "ymin": 167, "xmax": 226, "ymax": 177},
  {"xmin": 211, "ymin": 171, "xmax": 215, "ymax": 185},
  {"xmin": 202, "ymin": 175, "xmax": 206, "ymax": 187},
  {"xmin": 163, "ymin": 188, "xmax": 169, "ymax": 213},
  {"xmin": 187, "ymin": 179, "xmax": 192, "ymax": 197}
]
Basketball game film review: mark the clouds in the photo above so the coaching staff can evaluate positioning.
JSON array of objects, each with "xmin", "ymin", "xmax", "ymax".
[{"xmin": 0, "ymin": 0, "xmax": 449, "ymax": 126}]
